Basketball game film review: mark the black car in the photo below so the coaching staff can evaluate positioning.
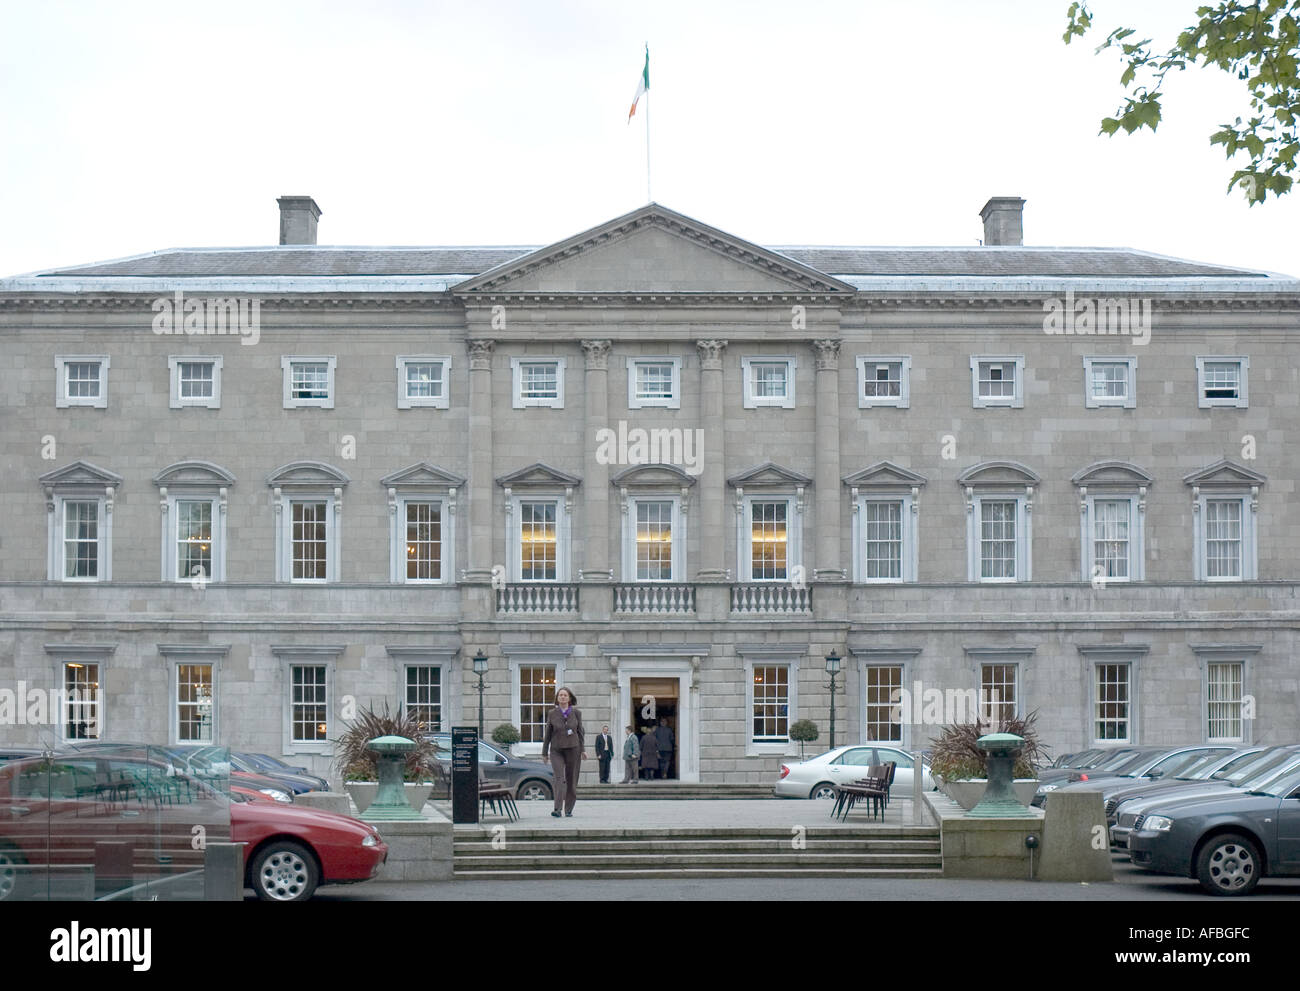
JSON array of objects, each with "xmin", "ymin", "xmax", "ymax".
[
  {"xmin": 427, "ymin": 734, "xmax": 554, "ymax": 801},
  {"xmin": 1128, "ymin": 763, "xmax": 1300, "ymax": 895}
]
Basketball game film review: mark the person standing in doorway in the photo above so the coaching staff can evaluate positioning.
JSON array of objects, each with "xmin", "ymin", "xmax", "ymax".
[
  {"xmin": 541, "ymin": 687, "xmax": 586, "ymax": 817},
  {"xmin": 595, "ymin": 724, "xmax": 614, "ymax": 783},
  {"xmin": 655, "ymin": 716, "xmax": 675, "ymax": 780},
  {"xmin": 621, "ymin": 725, "xmax": 640, "ymax": 784},
  {"xmin": 639, "ymin": 724, "xmax": 659, "ymax": 780}
]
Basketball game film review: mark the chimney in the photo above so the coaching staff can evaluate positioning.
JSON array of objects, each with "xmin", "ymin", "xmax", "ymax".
[
  {"xmin": 979, "ymin": 196, "xmax": 1025, "ymax": 246},
  {"xmin": 277, "ymin": 196, "xmax": 321, "ymax": 245}
]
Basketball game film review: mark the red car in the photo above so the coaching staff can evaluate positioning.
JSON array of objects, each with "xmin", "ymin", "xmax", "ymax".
[{"xmin": 0, "ymin": 752, "xmax": 386, "ymax": 902}]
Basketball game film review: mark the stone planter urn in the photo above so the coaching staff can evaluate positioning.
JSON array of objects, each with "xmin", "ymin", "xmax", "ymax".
[
  {"xmin": 344, "ymin": 781, "xmax": 434, "ymax": 815},
  {"xmin": 940, "ymin": 778, "xmax": 1040, "ymax": 811}
]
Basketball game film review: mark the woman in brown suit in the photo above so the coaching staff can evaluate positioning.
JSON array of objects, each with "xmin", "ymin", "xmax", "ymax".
[{"xmin": 541, "ymin": 687, "xmax": 586, "ymax": 817}]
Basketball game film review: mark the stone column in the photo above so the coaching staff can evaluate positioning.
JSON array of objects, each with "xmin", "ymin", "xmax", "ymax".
[
  {"xmin": 695, "ymin": 339, "xmax": 728, "ymax": 581},
  {"xmin": 581, "ymin": 339, "xmax": 613, "ymax": 584},
  {"xmin": 463, "ymin": 338, "xmax": 495, "ymax": 582},
  {"xmin": 812, "ymin": 339, "xmax": 845, "ymax": 580}
]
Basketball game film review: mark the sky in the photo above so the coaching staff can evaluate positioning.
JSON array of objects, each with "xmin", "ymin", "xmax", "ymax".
[{"xmin": 1, "ymin": 0, "xmax": 1297, "ymax": 278}]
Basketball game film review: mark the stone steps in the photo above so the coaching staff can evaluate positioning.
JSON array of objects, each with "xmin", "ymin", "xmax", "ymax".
[
  {"xmin": 576, "ymin": 784, "xmax": 777, "ymax": 800},
  {"xmin": 452, "ymin": 825, "xmax": 942, "ymax": 879}
]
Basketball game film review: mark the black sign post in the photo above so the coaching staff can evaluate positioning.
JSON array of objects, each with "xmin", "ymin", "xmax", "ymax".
[{"xmin": 451, "ymin": 725, "xmax": 479, "ymax": 824}]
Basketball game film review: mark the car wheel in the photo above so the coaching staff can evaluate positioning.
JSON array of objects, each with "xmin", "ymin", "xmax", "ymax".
[
  {"xmin": 1196, "ymin": 834, "xmax": 1261, "ymax": 896},
  {"xmin": 809, "ymin": 782, "xmax": 837, "ymax": 800},
  {"xmin": 0, "ymin": 844, "xmax": 25, "ymax": 902},
  {"xmin": 517, "ymin": 779, "xmax": 552, "ymax": 801},
  {"xmin": 250, "ymin": 841, "xmax": 319, "ymax": 902}
]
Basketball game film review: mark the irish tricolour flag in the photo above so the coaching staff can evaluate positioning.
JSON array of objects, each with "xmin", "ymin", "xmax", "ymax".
[{"xmin": 628, "ymin": 46, "xmax": 649, "ymax": 122}]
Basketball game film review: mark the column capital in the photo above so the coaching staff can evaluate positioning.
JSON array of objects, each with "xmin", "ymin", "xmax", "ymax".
[
  {"xmin": 580, "ymin": 339, "xmax": 613, "ymax": 370},
  {"xmin": 696, "ymin": 339, "xmax": 728, "ymax": 370},
  {"xmin": 466, "ymin": 338, "xmax": 495, "ymax": 370},
  {"xmin": 811, "ymin": 338, "xmax": 841, "ymax": 371}
]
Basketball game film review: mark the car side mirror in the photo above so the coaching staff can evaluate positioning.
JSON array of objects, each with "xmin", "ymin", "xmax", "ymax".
[
  {"xmin": 496, "ymin": 755, "xmax": 507, "ymax": 764},
  {"xmin": 1147, "ymin": 769, "xmax": 1164, "ymax": 779}
]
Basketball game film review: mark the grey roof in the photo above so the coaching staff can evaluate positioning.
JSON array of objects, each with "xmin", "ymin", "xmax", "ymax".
[{"xmin": 31, "ymin": 243, "xmax": 1271, "ymax": 280}]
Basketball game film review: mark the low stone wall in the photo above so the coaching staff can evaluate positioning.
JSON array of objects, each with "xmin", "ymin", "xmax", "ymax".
[
  {"xmin": 372, "ymin": 806, "xmax": 454, "ymax": 882},
  {"xmin": 924, "ymin": 790, "xmax": 1043, "ymax": 879}
]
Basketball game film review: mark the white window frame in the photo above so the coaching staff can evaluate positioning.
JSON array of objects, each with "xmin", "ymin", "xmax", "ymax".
[
  {"xmin": 506, "ymin": 649, "xmax": 568, "ymax": 757},
  {"xmin": 49, "ymin": 494, "xmax": 112, "ymax": 582},
  {"xmin": 970, "ymin": 355, "xmax": 1025, "ymax": 409},
  {"xmin": 281, "ymin": 355, "xmax": 337, "ymax": 409},
  {"xmin": 737, "ymin": 494, "xmax": 802, "ymax": 582},
  {"xmin": 856, "ymin": 356, "xmax": 911, "ymax": 408},
  {"xmin": 511, "ymin": 357, "xmax": 566, "ymax": 409},
  {"xmin": 1193, "ymin": 645, "xmax": 1258, "ymax": 745},
  {"xmin": 741, "ymin": 356, "xmax": 796, "ymax": 409},
  {"xmin": 740, "ymin": 651, "xmax": 800, "ymax": 756},
  {"xmin": 861, "ymin": 662, "xmax": 908, "ymax": 746},
  {"xmin": 275, "ymin": 492, "xmax": 341, "ymax": 583},
  {"xmin": 966, "ymin": 493, "xmax": 1031, "ymax": 582},
  {"xmin": 1082, "ymin": 355, "xmax": 1137, "ymax": 409},
  {"xmin": 401, "ymin": 662, "xmax": 444, "ymax": 734},
  {"xmin": 54, "ymin": 355, "xmax": 110, "ymax": 409},
  {"xmin": 168, "ymin": 355, "xmax": 223, "ymax": 409},
  {"xmin": 1080, "ymin": 493, "xmax": 1144, "ymax": 582},
  {"xmin": 391, "ymin": 494, "xmax": 454, "ymax": 584},
  {"xmin": 160, "ymin": 645, "xmax": 228, "ymax": 746},
  {"xmin": 396, "ymin": 355, "xmax": 452, "ymax": 410},
  {"xmin": 163, "ymin": 493, "xmax": 227, "ymax": 583},
  {"xmin": 627, "ymin": 356, "xmax": 682, "ymax": 409},
  {"xmin": 274, "ymin": 646, "xmax": 343, "ymax": 756},
  {"xmin": 851, "ymin": 493, "xmax": 917, "ymax": 583},
  {"xmin": 60, "ymin": 660, "xmax": 104, "ymax": 742},
  {"xmin": 622, "ymin": 495, "xmax": 684, "ymax": 582},
  {"xmin": 44, "ymin": 644, "xmax": 115, "ymax": 744},
  {"xmin": 978, "ymin": 661, "xmax": 1020, "ymax": 723},
  {"xmin": 507, "ymin": 494, "xmax": 572, "ymax": 582},
  {"xmin": 1195, "ymin": 356, "xmax": 1249, "ymax": 409},
  {"xmin": 1192, "ymin": 492, "xmax": 1257, "ymax": 581}
]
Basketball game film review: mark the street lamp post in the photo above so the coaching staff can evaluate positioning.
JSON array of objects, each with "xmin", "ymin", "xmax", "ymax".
[
  {"xmin": 824, "ymin": 650, "xmax": 842, "ymax": 750},
  {"xmin": 472, "ymin": 649, "xmax": 489, "ymax": 739}
]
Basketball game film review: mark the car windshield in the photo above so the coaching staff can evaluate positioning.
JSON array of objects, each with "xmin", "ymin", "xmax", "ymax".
[
  {"xmin": 1143, "ymin": 752, "xmax": 1208, "ymax": 779},
  {"xmin": 1175, "ymin": 752, "xmax": 1231, "ymax": 780},
  {"xmin": 1224, "ymin": 750, "xmax": 1296, "ymax": 785},
  {"xmin": 1237, "ymin": 756, "xmax": 1300, "ymax": 792},
  {"xmin": 1102, "ymin": 751, "xmax": 1155, "ymax": 774},
  {"xmin": 1245, "ymin": 766, "xmax": 1300, "ymax": 798}
]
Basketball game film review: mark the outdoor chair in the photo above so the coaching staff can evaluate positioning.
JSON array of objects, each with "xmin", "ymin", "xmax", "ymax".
[{"xmin": 478, "ymin": 773, "xmax": 518, "ymax": 822}]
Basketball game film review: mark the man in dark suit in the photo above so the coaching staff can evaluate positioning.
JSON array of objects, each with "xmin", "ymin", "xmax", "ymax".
[
  {"xmin": 655, "ymin": 717, "xmax": 675, "ymax": 780},
  {"xmin": 594, "ymin": 724, "xmax": 614, "ymax": 783}
]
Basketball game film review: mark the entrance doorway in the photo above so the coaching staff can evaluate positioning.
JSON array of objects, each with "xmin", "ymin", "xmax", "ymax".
[{"xmin": 631, "ymin": 677, "xmax": 678, "ymax": 780}]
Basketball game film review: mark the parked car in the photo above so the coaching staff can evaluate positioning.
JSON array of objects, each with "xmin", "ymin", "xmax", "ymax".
[
  {"xmin": 774, "ymin": 745, "xmax": 933, "ymax": 800},
  {"xmin": 1032, "ymin": 747, "xmax": 1155, "ymax": 789},
  {"xmin": 239, "ymin": 752, "xmax": 327, "ymax": 786},
  {"xmin": 0, "ymin": 750, "xmax": 386, "ymax": 902},
  {"xmin": 1127, "ymin": 762, "xmax": 1300, "ymax": 895},
  {"xmin": 64, "ymin": 742, "xmax": 299, "ymax": 801},
  {"xmin": 427, "ymin": 733, "xmax": 554, "ymax": 801},
  {"xmin": 1036, "ymin": 745, "xmax": 1236, "ymax": 807},
  {"xmin": 1111, "ymin": 748, "xmax": 1300, "ymax": 848},
  {"xmin": 1032, "ymin": 747, "xmax": 1169, "ymax": 806}
]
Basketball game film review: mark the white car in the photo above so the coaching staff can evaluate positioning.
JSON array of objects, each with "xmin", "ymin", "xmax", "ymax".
[{"xmin": 774, "ymin": 745, "xmax": 933, "ymax": 799}]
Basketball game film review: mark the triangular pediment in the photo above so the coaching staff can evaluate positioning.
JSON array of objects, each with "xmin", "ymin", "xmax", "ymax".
[
  {"xmin": 842, "ymin": 461, "xmax": 928, "ymax": 488},
  {"xmin": 39, "ymin": 460, "xmax": 124, "ymax": 489},
  {"xmin": 266, "ymin": 461, "xmax": 351, "ymax": 487},
  {"xmin": 1071, "ymin": 461, "xmax": 1153, "ymax": 487},
  {"xmin": 609, "ymin": 463, "xmax": 698, "ymax": 488},
  {"xmin": 727, "ymin": 462, "xmax": 813, "ymax": 488},
  {"xmin": 380, "ymin": 462, "xmax": 466, "ymax": 489},
  {"xmin": 153, "ymin": 460, "xmax": 236, "ymax": 488},
  {"xmin": 956, "ymin": 461, "xmax": 1041, "ymax": 487},
  {"xmin": 496, "ymin": 462, "xmax": 582, "ymax": 488},
  {"xmin": 455, "ymin": 204, "xmax": 853, "ymax": 295},
  {"xmin": 1183, "ymin": 459, "xmax": 1267, "ymax": 487}
]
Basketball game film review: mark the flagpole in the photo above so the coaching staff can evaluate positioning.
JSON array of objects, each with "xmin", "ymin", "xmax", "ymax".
[{"xmin": 645, "ymin": 87, "xmax": 652, "ymax": 203}]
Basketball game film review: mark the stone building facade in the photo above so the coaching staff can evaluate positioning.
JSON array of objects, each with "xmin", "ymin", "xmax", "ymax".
[{"xmin": 1, "ymin": 197, "xmax": 1298, "ymax": 785}]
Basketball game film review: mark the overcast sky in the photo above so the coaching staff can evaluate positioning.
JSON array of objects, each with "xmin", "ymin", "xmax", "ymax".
[{"xmin": 2, "ymin": 0, "xmax": 1297, "ymax": 278}]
